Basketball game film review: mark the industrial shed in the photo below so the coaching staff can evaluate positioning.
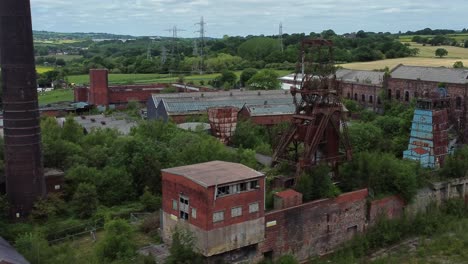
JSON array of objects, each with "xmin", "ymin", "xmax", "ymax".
[{"xmin": 147, "ymin": 90, "xmax": 294, "ymax": 124}]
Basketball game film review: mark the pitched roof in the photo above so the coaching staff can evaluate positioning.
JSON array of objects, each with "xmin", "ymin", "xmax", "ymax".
[
  {"xmin": 390, "ymin": 65, "xmax": 468, "ymax": 84},
  {"xmin": 162, "ymin": 161, "xmax": 264, "ymax": 187},
  {"xmin": 243, "ymin": 104, "xmax": 295, "ymax": 116},
  {"xmin": 336, "ymin": 69, "xmax": 384, "ymax": 86},
  {"xmin": 0, "ymin": 237, "xmax": 30, "ymax": 264}
]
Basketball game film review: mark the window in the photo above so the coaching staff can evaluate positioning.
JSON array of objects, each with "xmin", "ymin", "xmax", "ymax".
[
  {"xmin": 388, "ymin": 89, "xmax": 392, "ymax": 99},
  {"xmin": 456, "ymin": 97, "xmax": 462, "ymax": 109},
  {"xmin": 405, "ymin": 91, "xmax": 409, "ymax": 102},
  {"xmin": 172, "ymin": 200, "xmax": 178, "ymax": 210},
  {"xmin": 377, "ymin": 96, "xmax": 381, "ymax": 105},
  {"xmin": 396, "ymin": 90, "xmax": 401, "ymax": 100},
  {"xmin": 361, "ymin": 94, "xmax": 365, "ymax": 102},
  {"xmin": 231, "ymin": 206, "xmax": 242, "ymax": 217},
  {"xmin": 369, "ymin": 96, "xmax": 373, "ymax": 103},
  {"xmin": 347, "ymin": 92, "xmax": 350, "ymax": 99},
  {"xmin": 354, "ymin": 93, "xmax": 358, "ymax": 100},
  {"xmin": 249, "ymin": 180, "xmax": 259, "ymax": 189},
  {"xmin": 240, "ymin": 182, "xmax": 247, "ymax": 191},
  {"xmin": 213, "ymin": 211, "xmax": 224, "ymax": 222},
  {"xmin": 179, "ymin": 196, "xmax": 189, "ymax": 221},
  {"xmin": 191, "ymin": 208, "xmax": 197, "ymax": 219},
  {"xmin": 249, "ymin": 202, "xmax": 259, "ymax": 213},
  {"xmin": 217, "ymin": 186, "xmax": 230, "ymax": 197}
]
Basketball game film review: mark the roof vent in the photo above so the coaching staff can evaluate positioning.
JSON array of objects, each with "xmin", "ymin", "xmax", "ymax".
[
  {"xmin": 80, "ymin": 116, "xmax": 86, "ymax": 119},
  {"xmin": 230, "ymin": 92, "xmax": 233, "ymax": 96},
  {"xmin": 201, "ymin": 93, "xmax": 204, "ymax": 97},
  {"xmin": 258, "ymin": 91, "xmax": 261, "ymax": 96},
  {"xmin": 101, "ymin": 121, "xmax": 106, "ymax": 125},
  {"xmin": 264, "ymin": 100, "xmax": 268, "ymax": 105},
  {"xmin": 91, "ymin": 118, "xmax": 96, "ymax": 122}
]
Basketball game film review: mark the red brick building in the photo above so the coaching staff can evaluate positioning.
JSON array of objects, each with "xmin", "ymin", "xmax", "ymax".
[
  {"xmin": 161, "ymin": 161, "xmax": 266, "ymax": 257},
  {"xmin": 75, "ymin": 69, "xmax": 210, "ymax": 108},
  {"xmin": 238, "ymin": 104, "xmax": 294, "ymax": 126}
]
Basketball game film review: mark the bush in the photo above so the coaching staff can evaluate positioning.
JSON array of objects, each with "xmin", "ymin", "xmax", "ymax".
[
  {"xmin": 72, "ymin": 183, "xmax": 98, "ymax": 218},
  {"xmin": 295, "ymin": 164, "xmax": 340, "ymax": 202},
  {"xmin": 95, "ymin": 219, "xmax": 136, "ymax": 262},
  {"xmin": 140, "ymin": 187, "xmax": 162, "ymax": 211},
  {"xmin": 166, "ymin": 227, "xmax": 203, "ymax": 264}
]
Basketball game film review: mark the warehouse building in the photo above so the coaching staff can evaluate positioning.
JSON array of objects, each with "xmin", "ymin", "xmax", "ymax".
[{"xmin": 147, "ymin": 90, "xmax": 294, "ymax": 124}]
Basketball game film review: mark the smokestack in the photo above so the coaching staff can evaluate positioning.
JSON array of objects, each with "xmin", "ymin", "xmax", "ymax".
[{"xmin": 0, "ymin": 0, "xmax": 45, "ymax": 218}]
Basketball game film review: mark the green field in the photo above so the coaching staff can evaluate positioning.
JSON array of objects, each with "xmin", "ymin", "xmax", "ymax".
[
  {"xmin": 340, "ymin": 42, "xmax": 468, "ymax": 70},
  {"xmin": 68, "ymin": 70, "xmax": 292, "ymax": 85},
  {"xmin": 38, "ymin": 89, "xmax": 74, "ymax": 105},
  {"xmin": 399, "ymin": 34, "xmax": 468, "ymax": 43},
  {"xmin": 36, "ymin": 65, "xmax": 55, "ymax": 73}
]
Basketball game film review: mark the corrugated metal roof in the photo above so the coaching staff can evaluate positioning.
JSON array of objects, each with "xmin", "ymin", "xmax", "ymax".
[
  {"xmin": 244, "ymin": 104, "xmax": 295, "ymax": 116},
  {"xmin": 161, "ymin": 97, "xmax": 293, "ymax": 115},
  {"xmin": 391, "ymin": 65, "xmax": 468, "ymax": 84},
  {"xmin": 336, "ymin": 69, "xmax": 384, "ymax": 85},
  {"xmin": 162, "ymin": 161, "xmax": 264, "ymax": 187},
  {"xmin": 0, "ymin": 237, "xmax": 30, "ymax": 264},
  {"xmin": 151, "ymin": 90, "xmax": 291, "ymax": 107}
]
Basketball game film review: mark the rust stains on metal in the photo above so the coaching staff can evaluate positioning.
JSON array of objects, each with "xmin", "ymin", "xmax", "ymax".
[
  {"xmin": 0, "ymin": 0, "xmax": 45, "ymax": 218},
  {"xmin": 208, "ymin": 106, "xmax": 239, "ymax": 144}
]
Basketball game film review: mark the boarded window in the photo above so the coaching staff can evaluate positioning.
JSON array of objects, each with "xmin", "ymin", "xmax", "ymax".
[
  {"xmin": 249, "ymin": 202, "xmax": 259, "ymax": 213},
  {"xmin": 172, "ymin": 200, "xmax": 178, "ymax": 210},
  {"xmin": 231, "ymin": 206, "xmax": 242, "ymax": 217},
  {"xmin": 213, "ymin": 211, "xmax": 224, "ymax": 222},
  {"xmin": 191, "ymin": 208, "xmax": 197, "ymax": 219}
]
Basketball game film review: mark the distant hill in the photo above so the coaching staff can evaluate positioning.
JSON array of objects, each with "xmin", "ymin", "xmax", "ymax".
[{"xmin": 33, "ymin": 30, "xmax": 142, "ymax": 41}]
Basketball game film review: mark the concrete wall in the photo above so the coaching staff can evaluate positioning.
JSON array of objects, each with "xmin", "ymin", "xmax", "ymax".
[
  {"xmin": 162, "ymin": 211, "xmax": 265, "ymax": 257},
  {"xmin": 258, "ymin": 189, "xmax": 368, "ymax": 261}
]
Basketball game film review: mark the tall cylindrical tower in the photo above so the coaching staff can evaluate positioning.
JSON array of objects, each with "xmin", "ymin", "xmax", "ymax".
[{"xmin": 0, "ymin": 0, "xmax": 45, "ymax": 218}]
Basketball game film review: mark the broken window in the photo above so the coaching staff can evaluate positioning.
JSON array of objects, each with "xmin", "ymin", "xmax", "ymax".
[
  {"xmin": 249, "ymin": 180, "xmax": 259, "ymax": 190},
  {"xmin": 179, "ymin": 195, "xmax": 189, "ymax": 221}
]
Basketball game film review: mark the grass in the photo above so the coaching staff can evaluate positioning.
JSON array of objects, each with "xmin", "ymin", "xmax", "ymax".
[
  {"xmin": 36, "ymin": 65, "xmax": 54, "ymax": 73},
  {"xmin": 372, "ymin": 218, "xmax": 468, "ymax": 263},
  {"xmin": 340, "ymin": 43, "xmax": 468, "ymax": 70},
  {"xmin": 68, "ymin": 70, "xmax": 292, "ymax": 85},
  {"xmin": 38, "ymin": 89, "xmax": 74, "ymax": 105},
  {"xmin": 34, "ymin": 39, "xmax": 83, "ymax": 45}
]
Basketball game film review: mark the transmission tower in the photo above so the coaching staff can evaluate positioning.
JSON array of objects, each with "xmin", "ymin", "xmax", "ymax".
[
  {"xmin": 279, "ymin": 22, "xmax": 284, "ymax": 53},
  {"xmin": 165, "ymin": 25, "xmax": 185, "ymax": 57},
  {"xmin": 195, "ymin": 16, "xmax": 206, "ymax": 74},
  {"xmin": 146, "ymin": 40, "xmax": 153, "ymax": 60},
  {"xmin": 161, "ymin": 46, "xmax": 167, "ymax": 64}
]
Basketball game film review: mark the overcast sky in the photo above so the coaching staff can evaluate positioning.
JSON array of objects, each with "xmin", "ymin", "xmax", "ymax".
[{"xmin": 30, "ymin": 0, "xmax": 467, "ymax": 37}]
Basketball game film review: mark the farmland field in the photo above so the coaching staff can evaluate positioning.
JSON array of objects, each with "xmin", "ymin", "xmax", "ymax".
[
  {"xmin": 36, "ymin": 65, "xmax": 54, "ymax": 73},
  {"xmin": 340, "ymin": 43, "xmax": 468, "ymax": 70},
  {"xmin": 399, "ymin": 34, "xmax": 468, "ymax": 43},
  {"xmin": 38, "ymin": 89, "xmax": 74, "ymax": 105},
  {"xmin": 68, "ymin": 70, "xmax": 292, "ymax": 85}
]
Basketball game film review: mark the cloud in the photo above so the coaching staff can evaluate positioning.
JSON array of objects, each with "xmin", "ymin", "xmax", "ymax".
[{"xmin": 30, "ymin": 0, "xmax": 466, "ymax": 37}]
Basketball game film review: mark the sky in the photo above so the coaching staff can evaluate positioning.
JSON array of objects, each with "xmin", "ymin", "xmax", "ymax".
[{"xmin": 30, "ymin": 0, "xmax": 468, "ymax": 38}]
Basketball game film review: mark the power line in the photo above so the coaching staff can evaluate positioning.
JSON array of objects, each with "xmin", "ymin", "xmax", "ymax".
[{"xmin": 165, "ymin": 25, "xmax": 185, "ymax": 57}]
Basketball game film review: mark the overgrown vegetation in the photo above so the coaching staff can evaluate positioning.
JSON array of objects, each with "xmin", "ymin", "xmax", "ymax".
[{"xmin": 313, "ymin": 199, "xmax": 468, "ymax": 264}]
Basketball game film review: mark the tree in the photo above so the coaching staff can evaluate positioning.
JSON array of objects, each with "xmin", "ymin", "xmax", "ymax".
[
  {"xmin": 453, "ymin": 61, "xmax": 464, "ymax": 68},
  {"xmin": 30, "ymin": 193, "xmax": 66, "ymax": 221},
  {"xmin": 348, "ymin": 122, "xmax": 384, "ymax": 153},
  {"xmin": 295, "ymin": 165, "xmax": 340, "ymax": 202},
  {"xmin": 439, "ymin": 146, "xmax": 468, "ymax": 179},
  {"xmin": 72, "ymin": 183, "xmax": 98, "ymax": 218},
  {"xmin": 240, "ymin": 68, "xmax": 258, "ymax": 86},
  {"xmin": 166, "ymin": 227, "xmax": 203, "ymax": 264},
  {"xmin": 465, "ymin": 40, "xmax": 468, "ymax": 48},
  {"xmin": 435, "ymin": 48, "xmax": 448, "ymax": 58},
  {"xmin": 140, "ymin": 187, "xmax": 161, "ymax": 211},
  {"xmin": 0, "ymin": 194, "xmax": 9, "ymax": 220},
  {"xmin": 247, "ymin": 69, "xmax": 281, "ymax": 90},
  {"xmin": 95, "ymin": 219, "xmax": 136, "ymax": 262}
]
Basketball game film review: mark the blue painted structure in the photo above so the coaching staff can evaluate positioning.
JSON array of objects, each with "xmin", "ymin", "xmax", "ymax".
[{"xmin": 403, "ymin": 97, "xmax": 450, "ymax": 168}]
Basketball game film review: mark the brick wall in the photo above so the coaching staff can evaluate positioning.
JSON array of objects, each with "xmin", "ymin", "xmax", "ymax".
[
  {"xmin": 340, "ymin": 82, "xmax": 381, "ymax": 110},
  {"xmin": 258, "ymin": 189, "xmax": 368, "ymax": 261},
  {"xmin": 368, "ymin": 195, "xmax": 405, "ymax": 225}
]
